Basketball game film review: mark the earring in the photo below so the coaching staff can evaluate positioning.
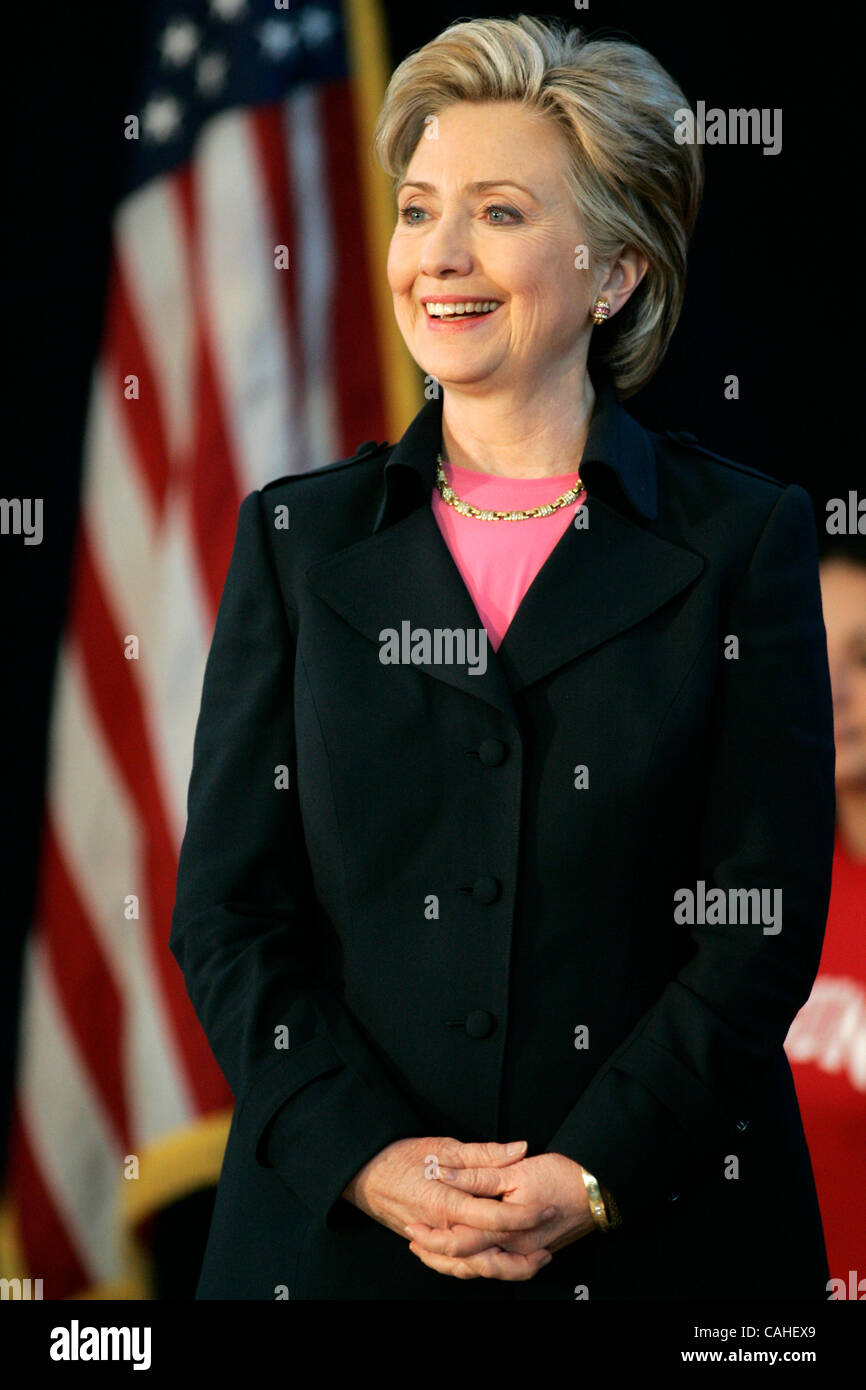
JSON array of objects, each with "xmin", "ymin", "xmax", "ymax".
[{"xmin": 591, "ymin": 296, "xmax": 611, "ymax": 325}]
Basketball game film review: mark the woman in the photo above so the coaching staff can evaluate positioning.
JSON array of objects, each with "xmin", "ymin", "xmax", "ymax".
[{"xmin": 170, "ymin": 15, "xmax": 836, "ymax": 1300}]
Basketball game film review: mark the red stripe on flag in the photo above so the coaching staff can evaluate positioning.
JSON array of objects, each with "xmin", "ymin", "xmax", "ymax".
[
  {"xmin": 174, "ymin": 166, "xmax": 243, "ymax": 619},
  {"xmin": 5, "ymin": 1101, "xmax": 90, "ymax": 1299},
  {"xmin": 250, "ymin": 103, "xmax": 304, "ymax": 416},
  {"xmin": 102, "ymin": 253, "xmax": 171, "ymax": 520},
  {"xmin": 71, "ymin": 523, "xmax": 231, "ymax": 1113},
  {"xmin": 39, "ymin": 818, "xmax": 130, "ymax": 1149}
]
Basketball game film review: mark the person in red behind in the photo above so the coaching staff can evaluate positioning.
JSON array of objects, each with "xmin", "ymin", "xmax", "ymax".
[{"xmin": 786, "ymin": 534, "xmax": 866, "ymax": 1300}]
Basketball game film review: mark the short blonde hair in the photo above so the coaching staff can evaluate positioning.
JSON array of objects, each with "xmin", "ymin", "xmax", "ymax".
[{"xmin": 373, "ymin": 14, "xmax": 703, "ymax": 397}]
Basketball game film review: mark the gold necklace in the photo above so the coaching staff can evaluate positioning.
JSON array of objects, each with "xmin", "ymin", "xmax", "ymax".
[{"xmin": 435, "ymin": 453, "xmax": 585, "ymax": 521}]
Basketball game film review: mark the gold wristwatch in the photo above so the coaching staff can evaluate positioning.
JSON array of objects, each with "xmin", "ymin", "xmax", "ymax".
[{"xmin": 581, "ymin": 1167, "xmax": 623, "ymax": 1231}]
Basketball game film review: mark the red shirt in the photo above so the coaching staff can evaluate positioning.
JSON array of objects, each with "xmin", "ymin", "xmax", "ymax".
[{"xmin": 785, "ymin": 827, "xmax": 866, "ymax": 1293}]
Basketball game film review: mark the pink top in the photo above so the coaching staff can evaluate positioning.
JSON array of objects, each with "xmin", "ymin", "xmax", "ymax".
[{"xmin": 431, "ymin": 460, "xmax": 587, "ymax": 651}]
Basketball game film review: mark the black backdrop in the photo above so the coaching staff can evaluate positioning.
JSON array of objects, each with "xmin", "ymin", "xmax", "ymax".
[{"xmin": 2, "ymin": 1, "xmax": 858, "ymax": 1298}]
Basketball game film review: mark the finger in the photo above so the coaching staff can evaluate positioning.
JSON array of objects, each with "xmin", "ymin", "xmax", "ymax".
[
  {"xmin": 436, "ymin": 1165, "xmax": 512, "ymax": 1197},
  {"xmin": 408, "ymin": 1242, "xmax": 480, "ymax": 1279},
  {"xmin": 448, "ymin": 1192, "xmax": 556, "ymax": 1231},
  {"xmin": 408, "ymin": 1217, "xmax": 567, "ymax": 1262},
  {"xmin": 462, "ymin": 1246, "xmax": 553, "ymax": 1281},
  {"xmin": 407, "ymin": 1218, "xmax": 560, "ymax": 1259},
  {"xmin": 405, "ymin": 1221, "xmax": 515, "ymax": 1258},
  {"xmin": 409, "ymin": 1241, "xmax": 552, "ymax": 1281},
  {"xmin": 436, "ymin": 1139, "xmax": 528, "ymax": 1170}
]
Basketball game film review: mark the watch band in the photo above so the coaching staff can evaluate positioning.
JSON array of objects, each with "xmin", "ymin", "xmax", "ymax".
[{"xmin": 581, "ymin": 1167, "xmax": 623, "ymax": 1231}]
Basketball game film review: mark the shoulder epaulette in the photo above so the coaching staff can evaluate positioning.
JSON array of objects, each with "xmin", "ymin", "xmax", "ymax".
[
  {"xmin": 260, "ymin": 438, "xmax": 392, "ymax": 494},
  {"xmin": 660, "ymin": 429, "xmax": 783, "ymax": 489}
]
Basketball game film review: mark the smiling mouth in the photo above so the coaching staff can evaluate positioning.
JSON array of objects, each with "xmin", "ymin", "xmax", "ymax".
[{"xmin": 423, "ymin": 300, "xmax": 502, "ymax": 318}]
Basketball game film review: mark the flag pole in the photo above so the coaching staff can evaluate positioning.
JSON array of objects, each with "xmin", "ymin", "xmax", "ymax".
[{"xmin": 344, "ymin": 0, "xmax": 423, "ymax": 442}]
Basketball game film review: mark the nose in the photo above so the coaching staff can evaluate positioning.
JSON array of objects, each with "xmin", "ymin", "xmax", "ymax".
[{"xmin": 418, "ymin": 209, "xmax": 474, "ymax": 278}]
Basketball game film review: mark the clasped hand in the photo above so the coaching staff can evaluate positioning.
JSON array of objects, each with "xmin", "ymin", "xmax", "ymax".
[{"xmin": 342, "ymin": 1136, "xmax": 597, "ymax": 1281}]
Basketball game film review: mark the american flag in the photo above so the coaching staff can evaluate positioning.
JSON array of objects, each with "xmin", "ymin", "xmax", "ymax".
[{"xmin": 0, "ymin": 0, "xmax": 417, "ymax": 1298}]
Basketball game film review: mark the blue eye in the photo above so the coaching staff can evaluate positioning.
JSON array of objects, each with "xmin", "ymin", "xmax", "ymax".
[{"xmin": 397, "ymin": 203, "xmax": 523, "ymax": 225}]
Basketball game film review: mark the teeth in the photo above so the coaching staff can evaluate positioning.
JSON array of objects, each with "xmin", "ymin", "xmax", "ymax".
[{"xmin": 425, "ymin": 300, "xmax": 499, "ymax": 317}]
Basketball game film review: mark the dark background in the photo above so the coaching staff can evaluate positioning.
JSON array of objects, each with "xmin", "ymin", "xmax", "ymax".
[{"xmin": 2, "ymin": 2, "xmax": 857, "ymax": 1296}]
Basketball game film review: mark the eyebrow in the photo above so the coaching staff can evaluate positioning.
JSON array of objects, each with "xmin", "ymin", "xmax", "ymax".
[{"xmin": 395, "ymin": 179, "xmax": 539, "ymax": 200}]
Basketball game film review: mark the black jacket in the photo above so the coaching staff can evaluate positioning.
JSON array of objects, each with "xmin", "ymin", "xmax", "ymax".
[{"xmin": 170, "ymin": 376, "xmax": 835, "ymax": 1300}]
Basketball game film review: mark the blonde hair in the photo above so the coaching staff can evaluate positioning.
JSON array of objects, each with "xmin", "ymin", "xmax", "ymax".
[{"xmin": 373, "ymin": 14, "xmax": 703, "ymax": 397}]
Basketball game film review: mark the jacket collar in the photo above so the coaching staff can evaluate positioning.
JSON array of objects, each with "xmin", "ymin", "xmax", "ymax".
[
  {"xmin": 305, "ymin": 371, "xmax": 701, "ymax": 727},
  {"xmin": 372, "ymin": 370, "xmax": 659, "ymax": 532}
]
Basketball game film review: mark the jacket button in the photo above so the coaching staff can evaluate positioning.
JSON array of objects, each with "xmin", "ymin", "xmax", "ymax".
[
  {"xmin": 478, "ymin": 738, "xmax": 507, "ymax": 766},
  {"xmin": 465, "ymin": 1010, "xmax": 496, "ymax": 1038},
  {"xmin": 354, "ymin": 439, "xmax": 380, "ymax": 457},
  {"xmin": 667, "ymin": 1192, "xmax": 680, "ymax": 1202},
  {"xmin": 472, "ymin": 876, "xmax": 501, "ymax": 904},
  {"xmin": 736, "ymin": 1119, "xmax": 749, "ymax": 1131}
]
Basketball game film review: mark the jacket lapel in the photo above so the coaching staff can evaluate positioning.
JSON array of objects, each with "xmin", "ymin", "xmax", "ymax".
[
  {"xmin": 304, "ymin": 381, "xmax": 704, "ymax": 724},
  {"xmin": 305, "ymin": 502, "xmax": 520, "ymax": 724},
  {"xmin": 495, "ymin": 497, "xmax": 703, "ymax": 694}
]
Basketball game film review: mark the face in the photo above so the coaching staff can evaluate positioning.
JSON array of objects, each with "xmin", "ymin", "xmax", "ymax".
[
  {"xmin": 386, "ymin": 101, "xmax": 635, "ymax": 395},
  {"xmin": 820, "ymin": 559, "xmax": 866, "ymax": 788}
]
